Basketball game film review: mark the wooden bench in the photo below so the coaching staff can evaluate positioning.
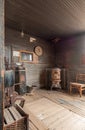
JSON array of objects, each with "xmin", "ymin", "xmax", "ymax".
[
  {"xmin": 4, "ymin": 104, "xmax": 28, "ymax": 130},
  {"xmin": 70, "ymin": 73, "xmax": 85, "ymax": 97}
]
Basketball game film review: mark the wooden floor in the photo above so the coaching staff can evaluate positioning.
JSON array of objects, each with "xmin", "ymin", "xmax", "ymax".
[{"xmin": 23, "ymin": 89, "xmax": 85, "ymax": 130}]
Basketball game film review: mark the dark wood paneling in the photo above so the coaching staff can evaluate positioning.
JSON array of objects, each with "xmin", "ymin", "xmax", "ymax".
[
  {"xmin": 6, "ymin": 0, "xmax": 85, "ymax": 40},
  {"xmin": 56, "ymin": 34, "xmax": 85, "ymax": 89},
  {"xmin": 5, "ymin": 28, "xmax": 56, "ymax": 87},
  {"xmin": 56, "ymin": 34, "xmax": 85, "ymax": 69}
]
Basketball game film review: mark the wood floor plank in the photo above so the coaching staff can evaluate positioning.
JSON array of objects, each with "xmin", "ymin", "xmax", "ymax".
[
  {"xmin": 23, "ymin": 89, "xmax": 85, "ymax": 130},
  {"xmin": 23, "ymin": 106, "xmax": 49, "ymax": 130}
]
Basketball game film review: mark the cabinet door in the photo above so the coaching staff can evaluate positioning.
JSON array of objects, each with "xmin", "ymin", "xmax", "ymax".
[
  {"xmin": 15, "ymin": 70, "xmax": 26, "ymax": 83},
  {"xmin": 45, "ymin": 69, "xmax": 52, "ymax": 90},
  {"xmin": 19, "ymin": 70, "xmax": 26, "ymax": 83}
]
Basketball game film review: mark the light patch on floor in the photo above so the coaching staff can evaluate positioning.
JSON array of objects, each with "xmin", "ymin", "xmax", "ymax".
[{"xmin": 24, "ymin": 97, "xmax": 85, "ymax": 130}]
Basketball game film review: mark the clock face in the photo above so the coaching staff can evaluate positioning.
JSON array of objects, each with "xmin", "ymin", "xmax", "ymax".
[{"xmin": 35, "ymin": 46, "xmax": 43, "ymax": 56}]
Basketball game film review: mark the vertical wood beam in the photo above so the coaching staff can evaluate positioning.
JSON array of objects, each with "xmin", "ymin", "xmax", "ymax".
[{"xmin": 0, "ymin": 0, "xmax": 5, "ymax": 129}]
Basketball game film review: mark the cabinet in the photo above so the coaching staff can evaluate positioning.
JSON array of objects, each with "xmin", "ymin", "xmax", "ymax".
[
  {"xmin": 15, "ymin": 67, "xmax": 26, "ymax": 83},
  {"xmin": 15, "ymin": 67, "xmax": 27, "ymax": 94}
]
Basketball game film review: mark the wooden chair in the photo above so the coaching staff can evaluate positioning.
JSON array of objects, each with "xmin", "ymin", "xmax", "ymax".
[
  {"xmin": 70, "ymin": 73, "xmax": 85, "ymax": 97},
  {"xmin": 4, "ymin": 86, "xmax": 25, "ymax": 108}
]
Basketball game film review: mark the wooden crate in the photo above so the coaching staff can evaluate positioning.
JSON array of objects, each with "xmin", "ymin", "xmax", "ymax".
[{"xmin": 4, "ymin": 104, "xmax": 29, "ymax": 130}]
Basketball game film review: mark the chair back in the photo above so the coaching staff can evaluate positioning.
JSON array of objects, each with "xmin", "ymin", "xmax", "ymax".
[{"xmin": 76, "ymin": 73, "xmax": 85, "ymax": 83}]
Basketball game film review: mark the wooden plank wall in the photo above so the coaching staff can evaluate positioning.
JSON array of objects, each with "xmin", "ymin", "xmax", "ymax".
[{"xmin": 5, "ymin": 28, "xmax": 56, "ymax": 88}]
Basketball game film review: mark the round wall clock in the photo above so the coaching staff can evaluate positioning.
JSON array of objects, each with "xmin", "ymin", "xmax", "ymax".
[{"xmin": 34, "ymin": 46, "xmax": 43, "ymax": 56}]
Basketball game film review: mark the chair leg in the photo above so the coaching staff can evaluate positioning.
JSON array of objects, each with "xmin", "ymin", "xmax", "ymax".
[
  {"xmin": 70, "ymin": 85, "xmax": 72, "ymax": 94},
  {"xmin": 80, "ymin": 89, "xmax": 82, "ymax": 97}
]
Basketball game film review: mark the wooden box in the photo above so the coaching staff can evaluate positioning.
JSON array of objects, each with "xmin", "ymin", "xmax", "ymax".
[{"xmin": 4, "ymin": 104, "xmax": 28, "ymax": 130}]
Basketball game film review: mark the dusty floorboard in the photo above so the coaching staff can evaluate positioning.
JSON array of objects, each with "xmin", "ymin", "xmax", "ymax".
[{"xmin": 23, "ymin": 89, "xmax": 85, "ymax": 130}]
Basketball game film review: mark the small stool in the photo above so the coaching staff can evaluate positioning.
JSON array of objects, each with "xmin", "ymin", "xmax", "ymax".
[{"xmin": 70, "ymin": 82, "xmax": 85, "ymax": 97}]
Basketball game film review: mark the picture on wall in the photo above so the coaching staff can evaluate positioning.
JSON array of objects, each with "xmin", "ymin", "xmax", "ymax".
[{"xmin": 20, "ymin": 50, "xmax": 33, "ymax": 62}]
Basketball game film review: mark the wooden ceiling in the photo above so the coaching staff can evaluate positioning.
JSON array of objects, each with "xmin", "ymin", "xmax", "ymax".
[{"xmin": 6, "ymin": 0, "xmax": 85, "ymax": 40}]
